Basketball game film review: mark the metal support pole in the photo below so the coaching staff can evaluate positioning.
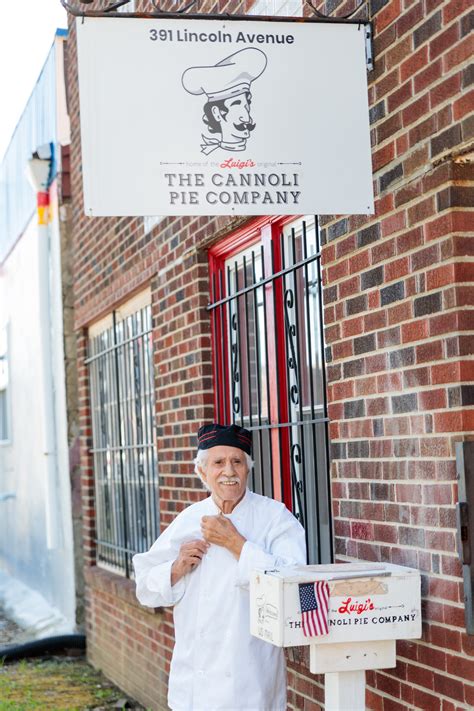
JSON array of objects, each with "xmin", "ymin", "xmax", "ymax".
[
  {"xmin": 26, "ymin": 145, "xmax": 60, "ymax": 550},
  {"xmin": 37, "ymin": 191, "xmax": 60, "ymax": 550}
]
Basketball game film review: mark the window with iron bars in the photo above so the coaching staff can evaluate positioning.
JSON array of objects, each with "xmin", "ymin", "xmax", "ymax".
[
  {"xmin": 208, "ymin": 216, "xmax": 332, "ymax": 564},
  {"xmin": 86, "ymin": 291, "xmax": 159, "ymax": 577}
]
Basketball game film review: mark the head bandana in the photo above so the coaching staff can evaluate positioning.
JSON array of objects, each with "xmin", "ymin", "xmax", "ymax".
[{"xmin": 197, "ymin": 423, "xmax": 252, "ymax": 455}]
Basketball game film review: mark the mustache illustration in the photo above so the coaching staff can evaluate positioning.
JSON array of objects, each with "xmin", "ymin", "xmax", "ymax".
[{"xmin": 233, "ymin": 121, "xmax": 256, "ymax": 132}]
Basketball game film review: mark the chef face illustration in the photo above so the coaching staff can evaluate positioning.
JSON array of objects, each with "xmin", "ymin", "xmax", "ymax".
[
  {"xmin": 203, "ymin": 91, "xmax": 255, "ymax": 143},
  {"xmin": 182, "ymin": 48, "xmax": 267, "ymax": 155}
]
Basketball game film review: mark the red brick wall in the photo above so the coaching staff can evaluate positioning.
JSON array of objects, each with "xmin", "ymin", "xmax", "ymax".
[
  {"xmin": 320, "ymin": 0, "xmax": 474, "ymax": 706},
  {"xmin": 67, "ymin": 0, "xmax": 474, "ymax": 708},
  {"xmin": 323, "ymin": 161, "xmax": 474, "ymax": 711}
]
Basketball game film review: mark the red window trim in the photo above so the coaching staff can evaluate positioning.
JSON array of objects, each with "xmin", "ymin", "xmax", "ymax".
[
  {"xmin": 208, "ymin": 215, "xmax": 298, "ymax": 262},
  {"xmin": 208, "ymin": 215, "xmax": 302, "ymax": 507}
]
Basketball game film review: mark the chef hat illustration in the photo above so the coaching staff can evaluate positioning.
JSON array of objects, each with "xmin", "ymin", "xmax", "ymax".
[{"xmin": 182, "ymin": 48, "xmax": 267, "ymax": 102}]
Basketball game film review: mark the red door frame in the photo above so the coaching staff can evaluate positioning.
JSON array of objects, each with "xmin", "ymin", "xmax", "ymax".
[{"xmin": 208, "ymin": 215, "xmax": 299, "ymax": 508}]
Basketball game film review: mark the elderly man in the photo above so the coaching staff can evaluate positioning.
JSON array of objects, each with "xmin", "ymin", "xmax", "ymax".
[{"xmin": 133, "ymin": 423, "xmax": 306, "ymax": 711}]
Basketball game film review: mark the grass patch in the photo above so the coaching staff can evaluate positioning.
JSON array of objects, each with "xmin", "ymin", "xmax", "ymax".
[{"xmin": 0, "ymin": 657, "xmax": 123, "ymax": 710}]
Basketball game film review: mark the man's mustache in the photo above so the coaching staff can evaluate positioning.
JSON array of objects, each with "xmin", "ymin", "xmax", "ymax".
[{"xmin": 233, "ymin": 121, "xmax": 256, "ymax": 132}]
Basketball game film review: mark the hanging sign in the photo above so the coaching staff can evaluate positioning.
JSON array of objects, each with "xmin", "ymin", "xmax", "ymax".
[{"xmin": 76, "ymin": 17, "xmax": 374, "ymax": 216}]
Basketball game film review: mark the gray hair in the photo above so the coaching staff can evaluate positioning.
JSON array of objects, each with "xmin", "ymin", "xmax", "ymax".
[{"xmin": 194, "ymin": 449, "xmax": 254, "ymax": 491}]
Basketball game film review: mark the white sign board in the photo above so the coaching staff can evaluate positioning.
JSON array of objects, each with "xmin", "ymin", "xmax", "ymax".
[
  {"xmin": 250, "ymin": 563, "xmax": 422, "ymax": 647},
  {"xmin": 76, "ymin": 17, "xmax": 374, "ymax": 216}
]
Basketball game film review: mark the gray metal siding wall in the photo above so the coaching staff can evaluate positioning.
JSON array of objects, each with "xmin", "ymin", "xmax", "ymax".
[{"xmin": 0, "ymin": 33, "xmax": 64, "ymax": 263}]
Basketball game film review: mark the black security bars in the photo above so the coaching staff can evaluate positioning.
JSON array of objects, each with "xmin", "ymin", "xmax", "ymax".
[
  {"xmin": 86, "ymin": 305, "xmax": 159, "ymax": 577},
  {"xmin": 208, "ymin": 217, "xmax": 333, "ymax": 564}
]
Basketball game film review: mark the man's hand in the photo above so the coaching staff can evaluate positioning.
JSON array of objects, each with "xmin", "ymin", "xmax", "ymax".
[
  {"xmin": 171, "ymin": 539, "xmax": 209, "ymax": 586},
  {"xmin": 201, "ymin": 514, "xmax": 246, "ymax": 560}
]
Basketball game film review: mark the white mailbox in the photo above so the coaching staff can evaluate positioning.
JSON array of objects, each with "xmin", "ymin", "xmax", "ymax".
[{"xmin": 250, "ymin": 562, "xmax": 422, "ymax": 710}]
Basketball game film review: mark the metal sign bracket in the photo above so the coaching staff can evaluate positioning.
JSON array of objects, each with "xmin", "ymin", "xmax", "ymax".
[
  {"xmin": 364, "ymin": 22, "xmax": 374, "ymax": 72},
  {"xmin": 61, "ymin": 0, "xmax": 372, "ymax": 25}
]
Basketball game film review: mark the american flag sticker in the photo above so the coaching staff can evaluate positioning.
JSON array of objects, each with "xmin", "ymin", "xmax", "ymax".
[{"xmin": 298, "ymin": 580, "xmax": 330, "ymax": 637}]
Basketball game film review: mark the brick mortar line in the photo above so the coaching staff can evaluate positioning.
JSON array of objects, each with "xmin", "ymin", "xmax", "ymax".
[
  {"xmin": 336, "ymin": 519, "xmax": 457, "ymax": 534},
  {"xmin": 371, "ymin": 72, "xmax": 473, "ymax": 144},
  {"xmin": 74, "ymin": 237, "xmax": 152, "ymax": 269},
  {"xmin": 152, "ymin": 356, "xmax": 213, "ymax": 370},
  {"xmin": 372, "ymin": 144, "xmax": 474, "ymax": 189},
  {"xmin": 377, "ymin": 162, "xmax": 474, "ymax": 211},
  {"xmin": 77, "ymin": 229, "xmax": 198, "ymax": 274},
  {"xmin": 326, "ymin": 344, "xmax": 474, "ymax": 366},
  {"xmin": 335, "ymin": 536, "xmax": 460, "ymax": 557},
  {"xmin": 320, "ymin": 162, "xmax": 472, "ymax": 230},
  {"xmin": 153, "ymin": 280, "xmax": 211, "ymax": 300},
  {"xmin": 401, "ymin": 619, "xmax": 471, "ymax": 634},
  {"xmin": 152, "ymin": 334, "xmax": 213, "ymax": 352},
  {"xmin": 286, "ymin": 665, "xmax": 324, "ymax": 685},
  {"xmin": 158, "ymin": 485, "xmax": 205, "ymax": 490},
  {"xmin": 370, "ymin": 683, "xmax": 471, "ymax": 711},
  {"xmin": 373, "ymin": 112, "xmax": 473, "ymax": 162},
  {"xmin": 75, "ymin": 278, "xmax": 158, "ymax": 328},
  {"xmin": 334, "ymin": 477, "xmax": 455, "ymax": 483},
  {"xmin": 381, "ymin": 658, "xmax": 474, "ymax": 691},
  {"xmin": 375, "ymin": 91, "xmax": 472, "ymax": 153},
  {"xmin": 378, "ymin": 40, "xmax": 472, "ymax": 87},
  {"xmin": 152, "ymin": 317, "xmax": 211, "ymax": 332},
  {"xmin": 156, "ymin": 256, "xmax": 185, "ymax": 278},
  {"xmin": 332, "ymin": 405, "xmax": 474, "ymax": 415},
  {"xmin": 73, "ymin": 252, "xmax": 158, "ymax": 278},
  {"xmin": 372, "ymin": 5, "xmax": 472, "ymax": 63},
  {"xmin": 328, "ymin": 310, "xmax": 474, "ymax": 347},
  {"xmin": 286, "ymin": 667, "xmax": 321, "ymax": 683},
  {"xmin": 152, "ymin": 322, "xmax": 211, "ymax": 344},
  {"xmin": 331, "ymin": 392, "xmax": 474, "ymax": 404},
  {"xmin": 331, "ymin": 439, "xmax": 472, "ymax": 446},
  {"xmin": 335, "ymin": 488, "xmax": 455, "ymax": 495},
  {"xmin": 412, "ymin": 594, "xmax": 462, "ymax": 607},
  {"xmin": 331, "ymin": 450, "xmax": 464, "ymax": 456},
  {"xmin": 334, "ymin": 484, "xmax": 457, "ymax": 490},
  {"xmin": 322, "ymin": 242, "xmax": 474, "ymax": 280},
  {"xmin": 153, "ymin": 314, "xmax": 212, "ymax": 332},
  {"xmin": 371, "ymin": 75, "xmax": 471, "ymax": 138},
  {"xmin": 286, "ymin": 689, "xmax": 323, "ymax": 705},
  {"xmin": 159, "ymin": 495, "xmax": 206, "ymax": 500},
  {"xmin": 158, "ymin": 490, "xmax": 203, "ymax": 496},
  {"xmin": 324, "ymin": 283, "xmax": 466, "ymax": 318},
  {"xmin": 335, "ymin": 544, "xmax": 464, "ymax": 564},
  {"xmin": 154, "ymin": 364, "xmax": 213, "ymax": 377},
  {"xmin": 323, "ymin": 245, "xmax": 474, "ymax": 283},
  {"xmin": 154, "ymin": 397, "xmax": 213, "ymax": 408},
  {"xmin": 154, "ymin": 447, "xmax": 211, "ymax": 453},
  {"xmin": 374, "ymin": 132, "xmax": 472, "ymax": 174}
]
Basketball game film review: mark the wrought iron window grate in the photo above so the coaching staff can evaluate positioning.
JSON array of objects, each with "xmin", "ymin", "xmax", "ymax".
[
  {"xmin": 86, "ymin": 304, "xmax": 159, "ymax": 577},
  {"xmin": 208, "ymin": 217, "xmax": 332, "ymax": 564}
]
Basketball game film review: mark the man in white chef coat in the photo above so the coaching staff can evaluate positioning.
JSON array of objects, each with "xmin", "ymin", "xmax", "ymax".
[{"xmin": 133, "ymin": 423, "xmax": 306, "ymax": 711}]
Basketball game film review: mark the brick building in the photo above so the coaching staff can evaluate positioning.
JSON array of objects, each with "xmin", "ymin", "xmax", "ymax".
[{"xmin": 66, "ymin": 0, "xmax": 473, "ymax": 708}]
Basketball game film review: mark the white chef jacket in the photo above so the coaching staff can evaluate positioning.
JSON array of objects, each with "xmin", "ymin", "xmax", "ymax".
[{"xmin": 133, "ymin": 488, "xmax": 306, "ymax": 711}]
